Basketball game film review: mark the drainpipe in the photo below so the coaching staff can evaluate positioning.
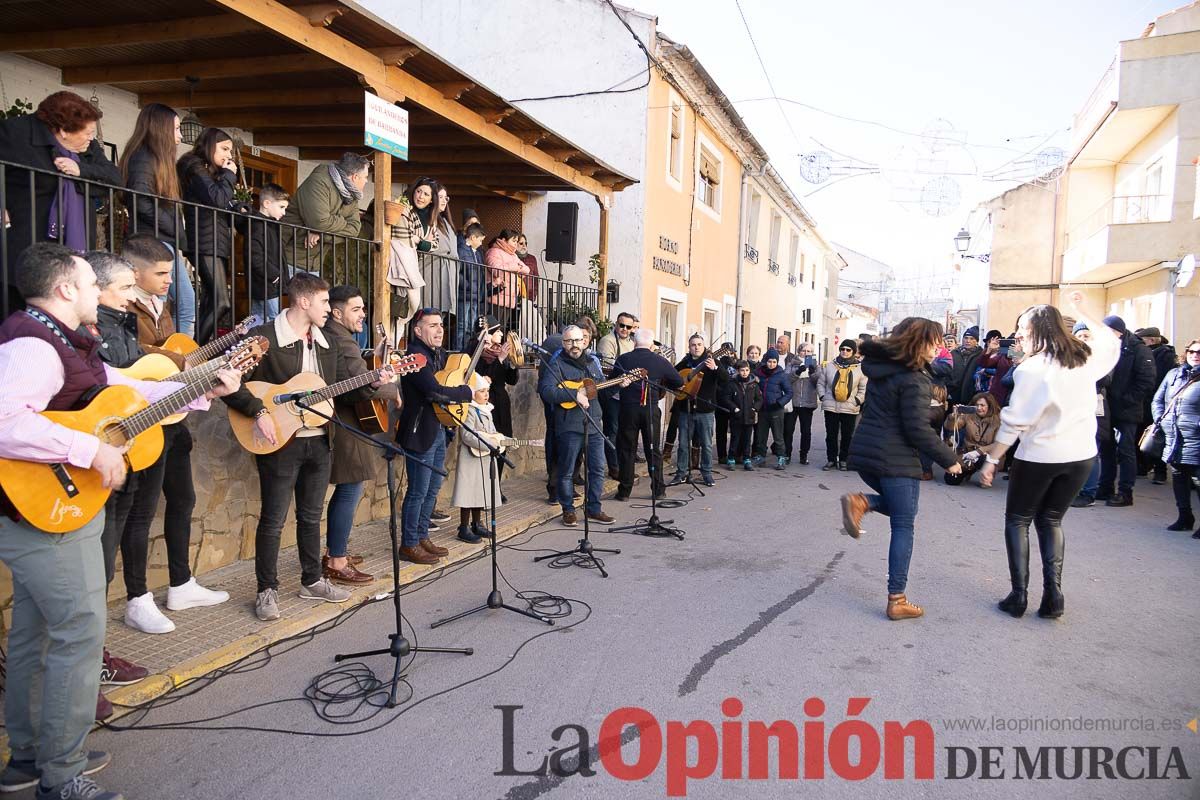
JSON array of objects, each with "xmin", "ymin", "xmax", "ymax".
[{"xmin": 734, "ymin": 164, "xmax": 750, "ymax": 351}]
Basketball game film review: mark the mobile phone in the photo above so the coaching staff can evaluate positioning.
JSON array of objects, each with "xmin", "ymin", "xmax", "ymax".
[
  {"xmin": 954, "ymin": 404, "xmax": 977, "ymax": 414},
  {"xmin": 998, "ymin": 338, "xmax": 1016, "ymax": 349}
]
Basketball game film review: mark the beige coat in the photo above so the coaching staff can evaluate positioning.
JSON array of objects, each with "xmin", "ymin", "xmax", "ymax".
[{"xmin": 450, "ymin": 402, "xmax": 506, "ymax": 509}]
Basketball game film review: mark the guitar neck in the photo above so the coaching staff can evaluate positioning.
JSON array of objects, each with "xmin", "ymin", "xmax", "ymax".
[
  {"xmin": 593, "ymin": 375, "xmax": 630, "ymax": 392},
  {"xmin": 120, "ymin": 359, "xmax": 224, "ymax": 437},
  {"xmin": 301, "ymin": 367, "xmax": 386, "ymax": 405},
  {"xmin": 186, "ymin": 330, "xmax": 238, "ymax": 367}
]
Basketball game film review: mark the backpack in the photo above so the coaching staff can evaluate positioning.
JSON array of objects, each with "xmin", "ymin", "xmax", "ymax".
[{"xmin": 832, "ymin": 364, "xmax": 854, "ymax": 402}]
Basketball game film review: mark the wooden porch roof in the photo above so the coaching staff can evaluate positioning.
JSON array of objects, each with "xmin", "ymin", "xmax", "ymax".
[{"xmin": 0, "ymin": 0, "xmax": 635, "ymax": 200}]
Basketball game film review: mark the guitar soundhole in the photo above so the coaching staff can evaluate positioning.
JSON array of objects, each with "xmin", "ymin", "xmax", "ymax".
[{"xmin": 98, "ymin": 419, "xmax": 130, "ymax": 448}]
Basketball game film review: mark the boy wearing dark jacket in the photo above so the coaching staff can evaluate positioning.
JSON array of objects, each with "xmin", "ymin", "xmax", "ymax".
[
  {"xmin": 723, "ymin": 360, "xmax": 762, "ymax": 470},
  {"xmin": 753, "ymin": 348, "xmax": 793, "ymax": 469},
  {"xmin": 246, "ymin": 183, "xmax": 290, "ymax": 322}
]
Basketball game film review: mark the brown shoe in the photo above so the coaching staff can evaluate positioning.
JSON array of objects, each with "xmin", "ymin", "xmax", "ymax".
[
  {"xmin": 323, "ymin": 561, "xmax": 374, "ymax": 584},
  {"xmin": 840, "ymin": 493, "xmax": 870, "ymax": 538},
  {"xmin": 886, "ymin": 593, "xmax": 924, "ymax": 620},
  {"xmin": 323, "ymin": 554, "xmax": 364, "ymax": 568},
  {"xmin": 920, "ymin": 471, "xmax": 933, "ymax": 481},
  {"xmin": 587, "ymin": 511, "xmax": 615, "ymax": 523},
  {"xmin": 96, "ymin": 690, "xmax": 113, "ymax": 722},
  {"xmin": 562, "ymin": 511, "xmax": 578, "ymax": 527},
  {"xmin": 398, "ymin": 545, "xmax": 439, "ymax": 565},
  {"xmin": 419, "ymin": 538, "xmax": 449, "ymax": 557}
]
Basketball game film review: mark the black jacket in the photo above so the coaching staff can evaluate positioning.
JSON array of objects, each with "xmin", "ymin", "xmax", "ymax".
[
  {"xmin": 538, "ymin": 349, "xmax": 605, "ymax": 434},
  {"xmin": 1107, "ymin": 331, "xmax": 1157, "ymax": 424},
  {"xmin": 0, "ymin": 113, "xmax": 121, "ymax": 276},
  {"xmin": 615, "ymin": 347, "xmax": 683, "ymax": 406},
  {"xmin": 722, "ymin": 376, "xmax": 761, "ymax": 425},
  {"xmin": 847, "ymin": 340, "xmax": 959, "ymax": 479},
  {"xmin": 948, "ymin": 345, "xmax": 983, "ymax": 404},
  {"xmin": 89, "ymin": 304, "xmax": 144, "ymax": 368},
  {"xmin": 397, "ymin": 337, "xmax": 473, "ymax": 453},
  {"xmin": 179, "ymin": 159, "xmax": 239, "ymax": 258},
  {"xmin": 245, "ymin": 211, "xmax": 286, "ymax": 301},
  {"xmin": 1145, "ymin": 343, "xmax": 1178, "ymax": 423},
  {"xmin": 122, "ymin": 147, "xmax": 182, "ymax": 243},
  {"xmin": 674, "ymin": 353, "xmax": 729, "ymax": 414}
]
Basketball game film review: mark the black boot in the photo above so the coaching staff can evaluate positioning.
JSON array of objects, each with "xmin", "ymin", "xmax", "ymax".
[
  {"xmin": 1167, "ymin": 511, "xmax": 1195, "ymax": 531},
  {"xmin": 1035, "ymin": 511, "xmax": 1065, "ymax": 619},
  {"xmin": 1000, "ymin": 514, "xmax": 1030, "ymax": 617},
  {"xmin": 457, "ymin": 524, "xmax": 481, "ymax": 544}
]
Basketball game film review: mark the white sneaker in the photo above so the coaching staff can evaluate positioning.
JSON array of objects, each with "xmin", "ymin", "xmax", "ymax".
[
  {"xmin": 299, "ymin": 578, "xmax": 351, "ymax": 603},
  {"xmin": 166, "ymin": 577, "xmax": 230, "ymax": 611},
  {"xmin": 124, "ymin": 592, "xmax": 175, "ymax": 634}
]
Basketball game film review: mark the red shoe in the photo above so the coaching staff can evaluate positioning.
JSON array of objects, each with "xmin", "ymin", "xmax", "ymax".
[
  {"xmin": 101, "ymin": 649, "xmax": 149, "ymax": 686},
  {"xmin": 96, "ymin": 691, "xmax": 113, "ymax": 722}
]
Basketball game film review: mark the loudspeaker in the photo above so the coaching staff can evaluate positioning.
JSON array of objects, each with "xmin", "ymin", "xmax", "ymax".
[{"xmin": 545, "ymin": 202, "xmax": 578, "ymax": 264}]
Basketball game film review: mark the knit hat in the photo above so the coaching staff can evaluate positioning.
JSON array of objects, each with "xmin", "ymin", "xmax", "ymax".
[
  {"xmin": 1072, "ymin": 321, "xmax": 1089, "ymax": 335},
  {"xmin": 1102, "ymin": 315, "xmax": 1127, "ymax": 334},
  {"xmin": 985, "ymin": 329, "xmax": 1002, "ymax": 341},
  {"xmin": 461, "ymin": 207, "xmax": 479, "ymax": 224},
  {"xmin": 1135, "ymin": 326, "xmax": 1162, "ymax": 339},
  {"xmin": 838, "ymin": 339, "xmax": 858, "ymax": 355},
  {"xmin": 962, "ymin": 326, "xmax": 980, "ymax": 341},
  {"xmin": 468, "ymin": 373, "xmax": 491, "ymax": 392},
  {"xmin": 764, "ymin": 348, "xmax": 780, "ymax": 362}
]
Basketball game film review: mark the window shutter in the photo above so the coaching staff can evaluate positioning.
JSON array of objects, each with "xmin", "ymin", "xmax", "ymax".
[
  {"xmin": 700, "ymin": 151, "xmax": 720, "ymax": 185},
  {"xmin": 670, "ymin": 105, "xmax": 682, "ymax": 140}
]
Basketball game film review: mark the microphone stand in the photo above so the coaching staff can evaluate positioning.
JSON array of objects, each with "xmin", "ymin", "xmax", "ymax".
[
  {"xmin": 525, "ymin": 340, "xmax": 620, "ymax": 578},
  {"xmin": 607, "ymin": 372, "xmax": 684, "ymax": 540},
  {"xmin": 665, "ymin": 359, "xmax": 735, "ymax": 497},
  {"xmin": 292, "ymin": 399, "xmax": 470, "ymax": 709},
  {"xmin": 431, "ymin": 410, "xmax": 553, "ymax": 628}
]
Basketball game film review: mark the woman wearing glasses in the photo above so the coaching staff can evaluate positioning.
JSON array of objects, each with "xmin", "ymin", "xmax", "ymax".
[
  {"xmin": 978, "ymin": 291, "xmax": 1121, "ymax": 619},
  {"xmin": 1151, "ymin": 339, "xmax": 1200, "ymax": 538}
]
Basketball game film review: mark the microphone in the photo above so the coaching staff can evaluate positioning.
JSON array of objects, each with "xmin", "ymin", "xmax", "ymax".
[
  {"xmin": 521, "ymin": 338, "xmax": 549, "ymax": 354},
  {"xmin": 276, "ymin": 390, "xmax": 317, "ymax": 404}
]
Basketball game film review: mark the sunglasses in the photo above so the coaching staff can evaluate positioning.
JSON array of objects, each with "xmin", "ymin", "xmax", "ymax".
[
  {"xmin": 840, "ymin": 347, "xmax": 853, "ymax": 351},
  {"xmin": 412, "ymin": 307, "xmax": 442, "ymax": 323},
  {"xmin": 617, "ymin": 323, "xmax": 635, "ymax": 330},
  {"xmin": 1187, "ymin": 349, "xmax": 1200, "ymax": 355}
]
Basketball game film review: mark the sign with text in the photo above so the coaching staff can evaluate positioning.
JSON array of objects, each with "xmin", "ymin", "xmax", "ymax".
[{"xmin": 364, "ymin": 93, "xmax": 409, "ymax": 160}]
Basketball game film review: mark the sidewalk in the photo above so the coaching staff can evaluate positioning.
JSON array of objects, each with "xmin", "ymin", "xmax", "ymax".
[{"xmin": 100, "ymin": 473, "xmax": 615, "ymax": 712}]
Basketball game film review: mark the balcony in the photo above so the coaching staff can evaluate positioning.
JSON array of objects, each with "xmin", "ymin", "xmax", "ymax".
[
  {"xmin": 768, "ymin": 259, "xmax": 781, "ymax": 275},
  {"xmin": 744, "ymin": 243, "xmax": 759, "ymax": 264},
  {"xmin": 787, "ymin": 273, "xmax": 798, "ymax": 286},
  {"xmin": 1062, "ymin": 194, "xmax": 1176, "ymax": 282}
]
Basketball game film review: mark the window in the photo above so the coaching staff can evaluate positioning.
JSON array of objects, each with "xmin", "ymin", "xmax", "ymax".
[
  {"xmin": 768, "ymin": 212, "xmax": 782, "ymax": 263},
  {"xmin": 797, "ymin": 251, "xmax": 805, "ymax": 285},
  {"xmin": 789, "ymin": 233, "xmax": 800, "ymax": 279},
  {"xmin": 746, "ymin": 190, "xmax": 762, "ymax": 247},
  {"xmin": 659, "ymin": 300, "xmax": 680, "ymax": 357},
  {"xmin": 668, "ymin": 97, "xmax": 684, "ymax": 184},
  {"xmin": 698, "ymin": 144, "xmax": 721, "ymax": 212},
  {"xmin": 703, "ymin": 308, "xmax": 717, "ymax": 344},
  {"xmin": 766, "ymin": 326, "xmax": 777, "ymax": 347},
  {"xmin": 802, "ymin": 309, "xmax": 813, "ymax": 324}
]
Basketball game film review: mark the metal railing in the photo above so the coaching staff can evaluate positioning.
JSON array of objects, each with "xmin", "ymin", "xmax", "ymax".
[
  {"xmin": 1065, "ymin": 193, "xmax": 1172, "ymax": 251},
  {"xmin": 744, "ymin": 243, "xmax": 759, "ymax": 264},
  {"xmin": 1, "ymin": 158, "xmax": 377, "ymax": 342},
  {"xmin": 787, "ymin": 273, "xmax": 797, "ymax": 286},
  {"xmin": 768, "ymin": 259, "xmax": 780, "ymax": 275},
  {"xmin": 415, "ymin": 251, "xmax": 599, "ymax": 354}
]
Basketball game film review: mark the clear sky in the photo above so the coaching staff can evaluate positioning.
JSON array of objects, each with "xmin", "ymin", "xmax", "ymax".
[{"xmin": 624, "ymin": 0, "xmax": 1184, "ymax": 284}]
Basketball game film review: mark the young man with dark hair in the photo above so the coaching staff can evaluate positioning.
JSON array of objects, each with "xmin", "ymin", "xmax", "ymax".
[
  {"xmin": 224, "ymin": 273, "xmax": 388, "ymax": 620},
  {"xmin": 0, "ymin": 243, "xmax": 238, "ymax": 800},
  {"xmin": 597, "ymin": 312, "xmax": 639, "ymax": 480},
  {"xmin": 672, "ymin": 333, "xmax": 728, "ymax": 485},
  {"xmin": 248, "ymin": 182, "xmax": 290, "ymax": 321},
  {"xmin": 455, "ymin": 222, "xmax": 487, "ymax": 350},
  {"xmin": 118, "ymin": 235, "xmax": 230, "ymax": 636}
]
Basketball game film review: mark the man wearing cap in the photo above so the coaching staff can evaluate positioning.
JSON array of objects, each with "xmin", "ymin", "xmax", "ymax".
[
  {"xmin": 948, "ymin": 326, "xmax": 984, "ymax": 404},
  {"xmin": 1097, "ymin": 315, "xmax": 1156, "ymax": 506},
  {"xmin": 1137, "ymin": 326, "xmax": 1178, "ymax": 484}
]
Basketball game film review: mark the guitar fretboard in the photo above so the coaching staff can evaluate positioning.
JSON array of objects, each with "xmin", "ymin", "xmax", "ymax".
[
  {"xmin": 118, "ymin": 359, "xmax": 224, "ymax": 436},
  {"xmin": 184, "ymin": 318, "xmax": 254, "ymax": 367}
]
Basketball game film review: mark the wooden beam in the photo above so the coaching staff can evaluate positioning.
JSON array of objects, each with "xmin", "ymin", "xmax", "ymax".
[
  {"xmin": 392, "ymin": 174, "xmax": 566, "ymax": 187},
  {"xmin": 572, "ymin": 165, "xmax": 601, "ymax": 177},
  {"xmin": 198, "ymin": 108, "xmax": 364, "ymax": 129},
  {"xmin": 597, "ymin": 199, "xmax": 610, "ymax": 317},
  {"xmin": 140, "ymin": 87, "xmax": 365, "ymax": 109},
  {"xmin": 542, "ymin": 148, "xmax": 579, "ymax": 161},
  {"xmin": 517, "ymin": 130, "xmax": 549, "ymax": 146},
  {"xmin": 62, "ymin": 53, "xmax": 334, "ymax": 85},
  {"xmin": 205, "ymin": 0, "xmax": 615, "ymax": 201},
  {"xmin": 373, "ymin": 151, "xmax": 392, "ymax": 325},
  {"xmin": 438, "ymin": 186, "xmax": 531, "ymax": 203},
  {"xmin": 482, "ymin": 108, "xmax": 516, "ymax": 125},
  {"xmin": 300, "ymin": 3, "xmax": 344, "ymax": 26},
  {"xmin": 434, "ymin": 81, "xmax": 475, "ymax": 100},
  {"xmin": 371, "ymin": 46, "xmax": 420, "ymax": 66},
  {"xmin": 251, "ymin": 128, "xmax": 361, "ymax": 147}
]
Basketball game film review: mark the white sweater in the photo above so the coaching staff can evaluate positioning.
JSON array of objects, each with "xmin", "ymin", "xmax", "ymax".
[{"xmin": 995, "ymin": 327, "xmax": 1121, "ymax": 463}]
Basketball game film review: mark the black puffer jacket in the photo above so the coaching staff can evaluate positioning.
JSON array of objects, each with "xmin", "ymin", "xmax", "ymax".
[
  {"xmin": 1107, "ymin": 331, "xmax": 1156, "ymax": 424},
  {"xmin": 847, "ymin": 340, "xmax": 959, "ymax": 479}
]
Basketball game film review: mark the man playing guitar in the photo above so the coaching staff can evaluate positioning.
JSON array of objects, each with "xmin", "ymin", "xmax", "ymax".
[
  {"xmin": 0, "ymin": 243, "xmax": 239, "ymax": 800},
  {"xmin": 672, "ymin": 334, "xmax": 729, "ymax": 486},
  {"xmin": 397, "ymin": 308, "xmax": 474, "ymax": 565},
  {"xmin": 613, "ymin": 328, "xmax": 683, "ymax": 501},
  {"xmin": 222, "ymin": 273, "xmax": 390, "ymax": 621}
]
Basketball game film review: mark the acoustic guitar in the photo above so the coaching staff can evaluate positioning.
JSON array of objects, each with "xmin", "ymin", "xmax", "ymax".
[
  {"xmin": 161, "ymin": 314, "xmax": 261, "ymax": 369},
  {"xmin": 228, "ymin": 353, "xmax": 426, "ymax": 455},
  {"xmin": 117, "ymin": 336, "xmax": 265, "ymax": 425},
  {"xmin": 465, "ymin": 436, "xmax": 545, "ymax": 458},
  {"xmin": 355, "ymin": 321, "xmax": 404, "ymax": 435},
  {"xmin": 434, "ymin": 316, "xmax": 499, "ymax": 427},
  {"xmin": 0, "ymin": 336, "xmax": 267, "ymax": 533},
  {"xmin": 674, "ymin": 343, "xmax": 737, "ymax": 400},
  {"xmin": 558, "ymin": 368, "xmax": 647, "ymax": 409}
]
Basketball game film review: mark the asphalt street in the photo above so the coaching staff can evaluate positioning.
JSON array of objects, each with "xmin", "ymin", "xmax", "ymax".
[{"xmin": 84, "ymin": 434, "xmax": 1199, "ymax": 800}]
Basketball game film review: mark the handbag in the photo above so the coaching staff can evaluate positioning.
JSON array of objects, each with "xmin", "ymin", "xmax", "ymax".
[{"xmin": 1139, "ymin": 372, "xmax": 1199, "ymax": 459}]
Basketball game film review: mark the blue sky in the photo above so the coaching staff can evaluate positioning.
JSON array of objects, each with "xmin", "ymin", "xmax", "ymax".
[{"xmin": 626, "ymin": 0, "xmax": 1183, "ymax": 280}]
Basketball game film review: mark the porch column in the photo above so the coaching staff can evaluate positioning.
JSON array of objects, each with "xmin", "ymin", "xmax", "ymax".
[
  {"xmin": 373, "ymin": 150, "xmax": 392, "ymax": 330},
  {"xmin": 597, "ymin": 196, "xmax": 609, "ymax": 318}
]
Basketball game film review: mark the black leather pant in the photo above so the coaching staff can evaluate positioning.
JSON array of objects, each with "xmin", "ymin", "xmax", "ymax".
[{"xmin": 1003, "ymin": 457, "xmax": 1093, "ymax": 591}]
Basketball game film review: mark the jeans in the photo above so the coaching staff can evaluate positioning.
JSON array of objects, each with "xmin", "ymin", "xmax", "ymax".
[
  {"xmin": 119, "ymin": 422, "xmax": 196, "ymax": 598},
  {"xmin": 100, "ymin": 473, "xmax": 139, "ymax": 586},
  {"xmin": 1004, "ymin": 457, "xmax": 1093, "ymax": 591},
  {"xmin": 753, "ymin": 407, "xmax": 786, "ymax": 458},
  {"xmin": 675, "ymin": 411, "xmax": 715, "ymax": 478},
  {"xmin": 250, "ymin": 296, "xmax": 281, "ymax": 323},
  {"xmin": 730, "ymin": 422, "xmax": 755, "ymax": 462},
  {"xmin": 455, "ymin": 300, "xmax": 481, "ymax": 350},
  {"xmin": 0, "ymin": 513, "xmax": 106, "ymax": 788},
  {"xmin": 254, "ymin": 435, "xmax": 331, "ymax": 591},
  {"xmin": 824, "ymin": 410, "xmax": 858, "ymax": 463},
  {"xmin": 617, "ymin": 404, "xmax": 664, "ymax": 495},
  {"xmin": 401, "ymin": 429, "xmax": 447, "ymax": 548},
  {"xmin": 1082, "ymin": 455, "xmax": 1101, "ymax": 499},
  {"xmin": 786, "ymin": 407, "xmax": 815, "ymax": 458},
  {"xmin": 326, "ymin": 481, "xmax": 365, "ymax": 557},
  {"xmin": 602, "ymin": 391, "xmax": 621, "ymax": 473},
  {"xmin": 858, "ymin": 472, "xmax": 921, "ymax": 594},
  {"xmin": 557, "ymin": 426, "xmax": 606, "ymax": 515},
  {"xmin": 1098, "ymin": 420, "xmax": 1139, "ymax": 495},
  {"xmin": 163, "ymin": 242, "xmax": 195, "ymax": 338},
  {"xmin": 542, "ymin": 401, "xmax": 559, "ymax": 501},
  {"xmin": 715, "ymin": 411, "xmax": 730, "ymax": 462}
]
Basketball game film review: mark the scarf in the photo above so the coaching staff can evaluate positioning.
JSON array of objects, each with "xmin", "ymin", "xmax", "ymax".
[
  {"xmin": 46, "ymin": 144, "xmax": 86, "ymax": 251},
  {"xmin": 134, "ymin": 286, "xmax": 163, "ymax": 322},
  {"xmin": 493, "ymin": 238, "xmax": 517, "ymax": 256},
  {"xmin": 414, "ymin": 203, "xmax": 433, "ymax": 232},
  {"xmin": 327, "ymin": 164, "xmax": 361, "ymax": 204},
  {"xmin": 834, "ymin": 355, "xmax": 858, "ymax": 367}
]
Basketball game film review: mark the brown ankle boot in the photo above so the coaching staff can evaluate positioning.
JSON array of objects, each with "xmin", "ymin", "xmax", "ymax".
[
  {"xmin": 840, "ymin": 493, "xmax": 870, "ymax": 538},
  {"xmin": 886, "ymin": 593, "xmax": 924, "ymax": 620},
  {"xmin": 419, "ymin": 538, "xmax": 449, "ymax": 557},
  {"xmin": 398, "ymin": 545, "xmax": 438, "ymax": 565}
]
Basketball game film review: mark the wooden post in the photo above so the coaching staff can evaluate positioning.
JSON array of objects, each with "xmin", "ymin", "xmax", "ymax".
[
  {"xmin": 373, "ymin": 150, "xmax": 392, "ymax": 332},
  {"xmin": 596, "ymin": 196, "xmax": 609, "ymax": 319}
]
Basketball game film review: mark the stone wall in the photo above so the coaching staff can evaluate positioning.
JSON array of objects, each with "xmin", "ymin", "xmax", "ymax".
[{"xmin": 0, "ymin": 369, "xmax": 547, "ymax": 634}]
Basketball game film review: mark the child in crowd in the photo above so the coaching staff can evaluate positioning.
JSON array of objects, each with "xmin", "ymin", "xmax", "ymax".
[
  {"xmin": 247, "ymin": 182, "xmax": 290, "ymax": 321},
  {"xmin": 723, "ymin": 360, "xmax": 762, "ymax": 470},
  {"xmin": 451, "ymin": 374, "xmax": 506, "ymax": 543},
  {"xmin": 943, "ymin": 391, "xmax": 1001, "ymax": 486}
]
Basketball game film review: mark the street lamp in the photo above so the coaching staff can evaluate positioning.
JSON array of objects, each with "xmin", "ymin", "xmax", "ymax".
[{"xmin": 953, "ymin": 227, "xmax": 970, "ymax": 254}]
